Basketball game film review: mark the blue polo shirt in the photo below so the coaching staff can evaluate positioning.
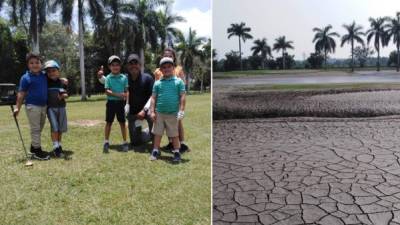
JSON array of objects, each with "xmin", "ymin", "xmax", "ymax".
[
  {"xmin": 152, "ymin": 75, "xmax": 185, "ymax": 114},
  {"xmin": 105, "ymin": 73, "xmax": 129, "ymax": 101},
  {"xmin": 18, "ymin": 70, "xmax": 48, "ymax": 106}
]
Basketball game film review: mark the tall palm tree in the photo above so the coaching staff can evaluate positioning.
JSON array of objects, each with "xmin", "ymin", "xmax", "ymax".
[
  {"xmin": 7, "ymin": 0, "xmax": 48, "ymax": 53},
  {"xmin": 227, "ymin": 22, "xmax": 253, "ymax": 70},
  {"xmin": 157, "ymin": 4, "xmax": 185, "ymax": 49},
  {"xmin": 122, "ymin": 0, "xmax": 166, "ymax": 72},
  {"xmin": 367, "ymin": 17, "xmax": 389, "ymax": 71},
  {"xmin": 52, "ymin": 0, "xmax": 104, "ymax": 100},
  {"xmin": 312, "ymin": 25, "xmax": 339, "ymax": 69},
  {"xmin": 273, "ymin": 36, "xmax": 294, "ymax": 70},
  {"xmin": 387, "ymin": 12, "xmax": 400, "ymax": 72},
  {"xmin": 341, "ymin": 21, "xmax": 365, "ymax": 72},
  {"xmin": 102, "ymin": 0, "xmax": 130, "ymax": 55},
  {"xmin": 176, "ymin": 27, "xmax": 206, "ymax": 93},
  {"xmin": 251, "ymin": 38, "xmax": 272, "ymax": 69}
]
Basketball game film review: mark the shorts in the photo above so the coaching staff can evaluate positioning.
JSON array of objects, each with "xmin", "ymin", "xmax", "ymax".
[
  {"xmin": 152, "ymin": 112, "xmax": 179, "ymax": 137},
  {"xmin": 47, "ymin": 107, "xmax": 67, "ymax": 133},
  {"xmin": 106, "ymin": 100, "xmax": 126, "ymax": 123}
]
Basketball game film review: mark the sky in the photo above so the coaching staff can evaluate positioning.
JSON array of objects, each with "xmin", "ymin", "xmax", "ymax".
[
  {"xmin": 213, "ymin": 0, "xmax": 400, "ymax": 60},
  {"xmin": 0, "ymin": 0, "xmax": 211, "ymax": 38}
]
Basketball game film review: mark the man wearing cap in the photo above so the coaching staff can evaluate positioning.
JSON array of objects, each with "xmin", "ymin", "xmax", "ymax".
[
  {"xmin": 149, "ymin": 57, "xmax": 186, "ymax": 163},
  {"xmin": 98, "ymin": 54, "xmax": 154, "ymax": 147}
]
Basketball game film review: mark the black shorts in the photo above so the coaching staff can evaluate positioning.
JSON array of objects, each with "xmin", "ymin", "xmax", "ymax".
[{"xmin": 106, "ymin": 100, "xmax": 126, "ymax": 123}]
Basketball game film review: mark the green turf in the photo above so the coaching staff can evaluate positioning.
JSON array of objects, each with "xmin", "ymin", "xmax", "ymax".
[{"xmin": 0, "ymin": 94, "xmax": 211, "ymax": 225}]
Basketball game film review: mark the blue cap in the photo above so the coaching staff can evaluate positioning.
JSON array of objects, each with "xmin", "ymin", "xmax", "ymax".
[{"xmin": 43, "ymin": 60, "xmax": 60, "ymax": 70}]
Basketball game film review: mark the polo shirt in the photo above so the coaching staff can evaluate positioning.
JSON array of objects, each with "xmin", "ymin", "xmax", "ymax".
[
  {"xmin": 18, "ymin": 70, "xmax": 48, "ymax": 106},
  {"xmin": 152, "ymin": 75, "xmax": 185, "ymax": 114},
  {"xmin": 105, "ymin": 73, "xmax": 128, "ymax": 101}
]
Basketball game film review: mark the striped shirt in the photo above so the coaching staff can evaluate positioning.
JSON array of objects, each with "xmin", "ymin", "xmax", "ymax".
[{"xmin": 152, "ymin": 75, "xmax": 185, "ymax": 114}]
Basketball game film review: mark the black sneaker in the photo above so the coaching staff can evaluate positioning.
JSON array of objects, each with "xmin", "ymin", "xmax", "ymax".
[
  {"xmin": 172, "ymin": 151, "xmax": 181, "ymax": 163},
  {"xmin": 31, "ymin": 146, "xmax": 50, "ymax": 160},
  {"xmin": 150, "ymin": 150, "xmax": 160, "ymax": 161},
  {"xmin": 180, "ymin": 143, "xmax": 190, "ymax": 153},
  {"xmin": 162, "ymin": 142, "xmax": 173, "ymax": 151},
  {"xmin": 103, "ymin": 143, "xmax": 110, "ymax": 154},
  {"xmin": 53, "ymin": 146, "xmax": 65, "ymax": 158}
]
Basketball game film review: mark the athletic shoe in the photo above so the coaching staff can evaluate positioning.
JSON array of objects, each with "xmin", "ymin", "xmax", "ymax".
[
  {"xmin": 172, "ymin": 151, "xmax": 181, "ymax": 163},
  {"xmin": 180, "ymin": 143, "xmax": 189, "ymax": 153},
  {"xmin": 162, "ymin": 142, "xmax": 173, "ymax": 151},
  {"xmin": 150, "ymin": 150, "xmax": 159, "ymax": 161},
  {"xmin": 122, "ymin": 143, "xmax": 129, "ymax": 152},
  {"xmin": 103, "ymin": 143, "xmax": 110, "ymax": 154},
  {"xmin": 53, "ymin": 146, "xmax": 65, "ymax": 158},
  {"xmin": 31, "ymin": 146, "xmax": 50, "ymax": 160}
]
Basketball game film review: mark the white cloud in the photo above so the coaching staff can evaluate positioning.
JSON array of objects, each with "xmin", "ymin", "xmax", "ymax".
[{"xmin": 173, "ymin": 7, "xmax": 211, "ymax": 38}]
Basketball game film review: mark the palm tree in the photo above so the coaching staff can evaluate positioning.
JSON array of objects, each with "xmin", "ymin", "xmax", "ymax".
[
  {"xmin": 387, "ymin": 12, "xmax": 400, "ymax": 72},
  {"xmin": 341, "ymin": 21, "xmax": 365, "ymax": 72},
  {"xmin": 52, "ymin": 0, "xmax": 104, "ymax": 100},
  {"xmin": 251, "ymin": 38, "xmax": 272, "ymax": 69},
  {"xmin": 176, "ymin": 27, "xmax": 206, "ymax": 93},
  {"xmin": 102, "ymin": 0, "xmax": 130, "ymax": 55},
  {"xmin": 367, "ymin": 17, "xmax": 389, "ymax": 71},
  {"xmin": 312, "ymin": 25, "xmax": 339, "ymax": 69},
  {"xmin": 122, "ymin": 0, "xmax": 166, "ymax": 72},
  {"xmin": 157, "ymin": 4, "xmax": 185, "ymax": 49},
  {"xmin": 227, "ymin": 22, "xmax": 253, "ymax": 70},
  {"xmin": 273, "ymin": 36, "xmax": 294, "ymax": 70},
  {"xmin": 6, "ymin": 0, "xmax": 48, "ymax": 53}
]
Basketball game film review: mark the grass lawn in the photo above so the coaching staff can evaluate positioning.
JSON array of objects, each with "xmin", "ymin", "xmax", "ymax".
[{"xmin": 0, "ymin": 93, "xmax": 211, "ymax": 225}]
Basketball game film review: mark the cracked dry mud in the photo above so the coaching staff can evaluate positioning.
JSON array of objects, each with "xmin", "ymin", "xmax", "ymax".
[{"xmin": 213, "ymin": 118, "xmax": 400, "ymax": 225}]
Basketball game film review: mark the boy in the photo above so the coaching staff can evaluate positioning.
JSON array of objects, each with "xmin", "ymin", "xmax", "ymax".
[
  {"xmin": 103, "ymin": 55, "xmax": 129, "ymax": 153},
  {"xmin": 150, "ymin": 57, "xmax": 186, "ymax": 163},
  {"xmin": 13, "ymin": 53, "xmax": 50, "ymax": 160},
  {"xmin": 44, "ymin": 60, "xmax": 68, "ymax": 158}
]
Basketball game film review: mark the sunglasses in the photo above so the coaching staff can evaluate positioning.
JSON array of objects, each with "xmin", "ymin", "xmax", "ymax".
[{"xmin": 129, "ymin": 61, "xmax": 139, "ymax": 65}]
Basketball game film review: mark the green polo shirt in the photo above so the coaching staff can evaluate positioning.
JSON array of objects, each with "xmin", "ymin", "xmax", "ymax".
[
  {"xmin": 152, "ymin": 75, "xmax": 185, "ymax": 114},
  {"xmin": 105, "ymin": 73, "xmax": 128, "ymax": 101}
]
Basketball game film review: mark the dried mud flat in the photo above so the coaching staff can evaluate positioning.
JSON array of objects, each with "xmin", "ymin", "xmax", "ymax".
[
  {"xmin": 213, "ymin": 117, "xmax": 400, "ymax": 225},
  {"xmin": 213, "ymin": 90, "xmax": 400, "ymax": 120}
]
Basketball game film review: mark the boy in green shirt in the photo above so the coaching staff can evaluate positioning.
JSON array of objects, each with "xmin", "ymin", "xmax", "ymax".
[
  {"xmin": 150, "ymin": 57, "xmax": 186, "ymax": 163},
  {"xmin": 103, "ymin": 55, "xmax": 129, "ymax": 153}
]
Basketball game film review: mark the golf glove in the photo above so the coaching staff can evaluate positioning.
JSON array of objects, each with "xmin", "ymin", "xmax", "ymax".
[
  {"xmin": 124, "ymin": 104, "xmax": 130, "ymax": 116},
  {"xmin": 177, "ymin": 111, "xmax": 185, "ymax": 120}
]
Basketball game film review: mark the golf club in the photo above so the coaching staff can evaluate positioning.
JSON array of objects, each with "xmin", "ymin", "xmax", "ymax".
[{"xmin": 11, "ymin": 105, "xmax": 33, "ymax": 166}]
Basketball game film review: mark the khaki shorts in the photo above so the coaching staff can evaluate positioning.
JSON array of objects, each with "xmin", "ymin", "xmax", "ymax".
[{"xmin": 152, "ymin": 112, "xmax": 179, "ymax": 137}]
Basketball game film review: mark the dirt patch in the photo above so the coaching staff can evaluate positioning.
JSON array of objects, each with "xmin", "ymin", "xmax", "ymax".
[{"xmin": 69, "ymin": 120, "xmax": 104, "ymax": 127}]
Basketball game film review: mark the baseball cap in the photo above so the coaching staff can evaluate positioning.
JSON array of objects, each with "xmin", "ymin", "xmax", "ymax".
[
  {"xmin": 43, "ymin": 60, "xmax": 60, "ymax": 70},
  {"xmin": 108, "ymin": 55, "xmax": 121, "ymax": 64},
  {"xmin": 127, "ymin": 54, "xmax": 140, "ymax": 63},
  {"xmin": 159, "ymin": 57, "xmax": 174, "ymax": 66}
]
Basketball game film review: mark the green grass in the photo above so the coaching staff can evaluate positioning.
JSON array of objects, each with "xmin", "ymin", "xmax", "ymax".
[
  {"xmin": 229, "ymin": 82, "xmax": 400, "ymax": 91},
  {"xmin": 0, "ymin": 94, "xmax": 211, "ymax": 225}
]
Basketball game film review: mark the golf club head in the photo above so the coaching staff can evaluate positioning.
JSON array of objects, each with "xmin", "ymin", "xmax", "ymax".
[{"xmin": 25, "ymin": 160, "xmax": 33, "ymax": 166}]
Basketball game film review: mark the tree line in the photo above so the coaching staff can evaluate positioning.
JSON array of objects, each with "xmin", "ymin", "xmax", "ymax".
[
  {"xmin": 215, "ymin": 12, "xmax": 400, "ymax": 72},
  {"xmin": 0, "ymin": 0, "xmax": 211, "ymax": 98}
]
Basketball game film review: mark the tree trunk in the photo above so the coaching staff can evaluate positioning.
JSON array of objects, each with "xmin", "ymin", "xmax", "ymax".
[
  {"xmin": 30, "ymin": 0, "xmax": 39, "ymax": 53},
  {"xmin": 324, "ymin": 49, "xmax": 327, "ymax": 70},
  {"xmin": 377, "ymin": 45, "xmax": 380, "ymax": 72},
  {"xmin": 140, "ymin": 23, "xmax": 146, "ymax": 73},
  {"xmin": 238, "ymin": 36, "xmax": 242, "ymax": 70},
  {"xmin": 397, "ymin": 42, "xmax": 399, "ymax": 72},
  {"xmin": 78, "ymin": 0, "xmax": 86, "ymax": 101},
  {"xmin": 282, "ymin": 51, "xmax": 285, "ymax": 70},
  {"xmin": 351, "ymin": 40, "xmax": 354, "ymax": 72}
]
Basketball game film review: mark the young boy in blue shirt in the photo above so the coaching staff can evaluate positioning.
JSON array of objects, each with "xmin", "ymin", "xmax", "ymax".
[
  {"xmin": 103, "ymin": 55, "xmax": 130, "ymax": 153},
  {"xmin": 14, "ymin": 53, "xmax": 50, "ymax": 160}
]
